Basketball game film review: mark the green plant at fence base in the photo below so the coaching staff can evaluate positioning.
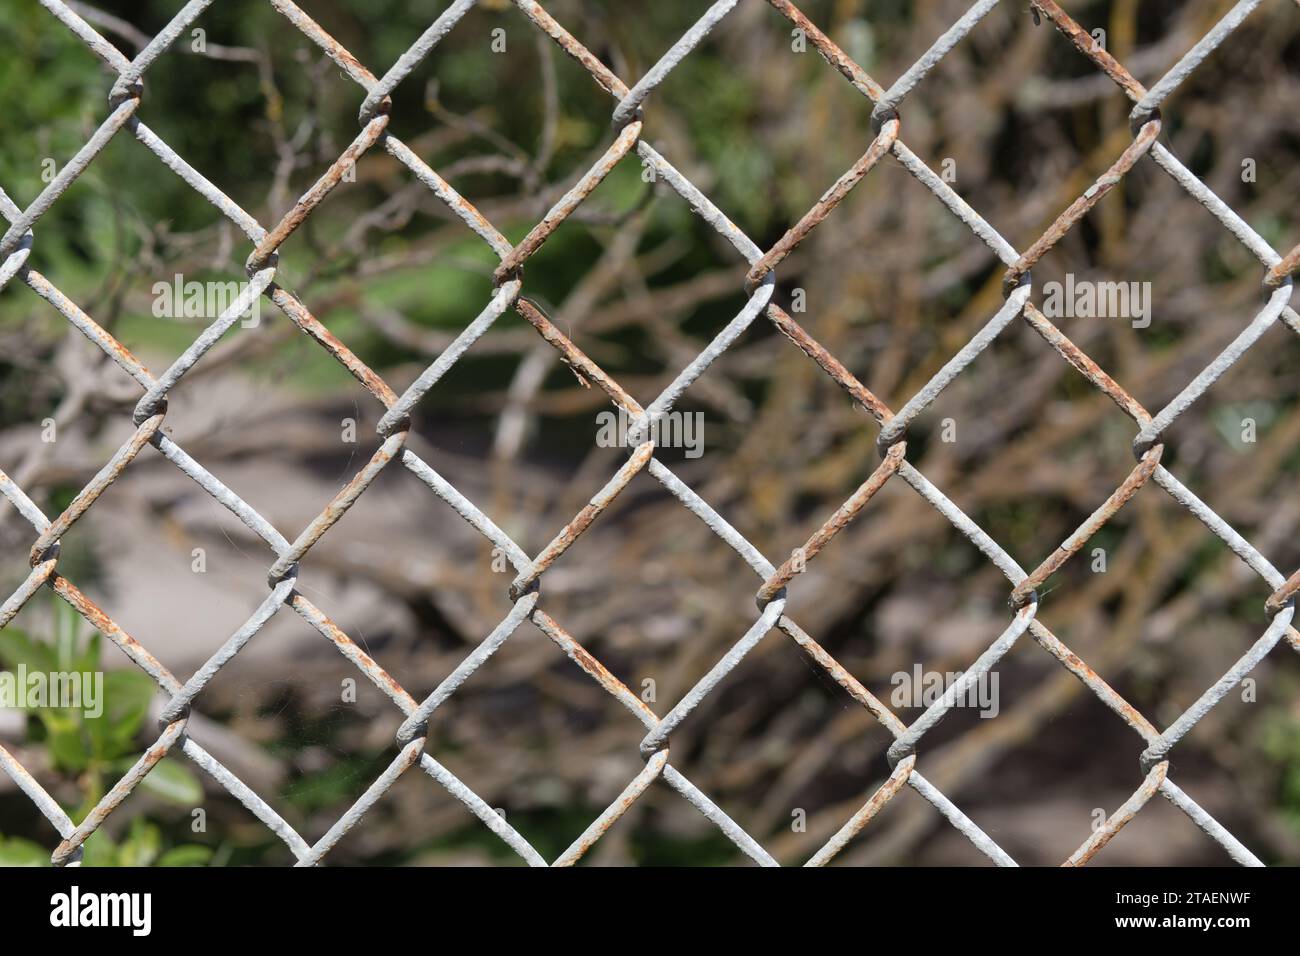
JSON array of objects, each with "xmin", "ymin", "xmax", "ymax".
[{"xmin": 0, "ymin": 598, "xmax": 214, "ymax": 866}]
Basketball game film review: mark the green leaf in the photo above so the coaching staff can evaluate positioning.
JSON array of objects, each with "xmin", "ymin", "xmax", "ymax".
[
  {"xmin": 0, "ymin": 629, "xmax": 57, "ymax": 676},
  {"xmin": 73, "ymin": 631, "xmax": 102, "ymax": 675},
  {"xmin": 117, "ymin": 819, "xmax": 162, "ymax": 867},
  {"xmin": 138, "ymin": 758, "xmax": 203, "ymax": 806},
  {"xmin": 41, "ymin": 712, "xmax": 89, "ymax": 772},
  {"xmin": 80, "ymin": 829, "xmax": 119, "ymax": 867},
  {"xmin": 0, "ymin": 835, "xmax": 50, "ymax": 867},
  {"xmin": 54, "ymin": 599, "xmax": 79, "ymax": 671},
  {"xmin": 156, "ymin": 845, "xmax": 213, "ymax": 867},
  {"xmin": 85, "ymin": 670, "xmax": 156, "ymax": 759}
]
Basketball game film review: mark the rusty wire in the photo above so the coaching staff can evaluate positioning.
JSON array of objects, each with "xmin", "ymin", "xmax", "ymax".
[{"xmin": 1, "ymin": 0, "xmax": 1298, "ymax": 867}]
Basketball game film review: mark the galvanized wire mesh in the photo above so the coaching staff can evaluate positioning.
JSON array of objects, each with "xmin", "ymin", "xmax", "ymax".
[{"xmin": 1, "ymin": 0, "xmax": 1299, "ymax": 867}]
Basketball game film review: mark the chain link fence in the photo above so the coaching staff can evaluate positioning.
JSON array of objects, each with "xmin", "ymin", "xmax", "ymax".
[{"xmin": 1, "ymin": 0, "xmax": 1299, "ymax": 866}]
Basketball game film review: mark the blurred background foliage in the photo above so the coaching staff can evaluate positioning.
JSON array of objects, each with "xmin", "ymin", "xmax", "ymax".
[{"xmin": 1, "ymin": 0, "xmax": 1300, "ymax": 865}]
